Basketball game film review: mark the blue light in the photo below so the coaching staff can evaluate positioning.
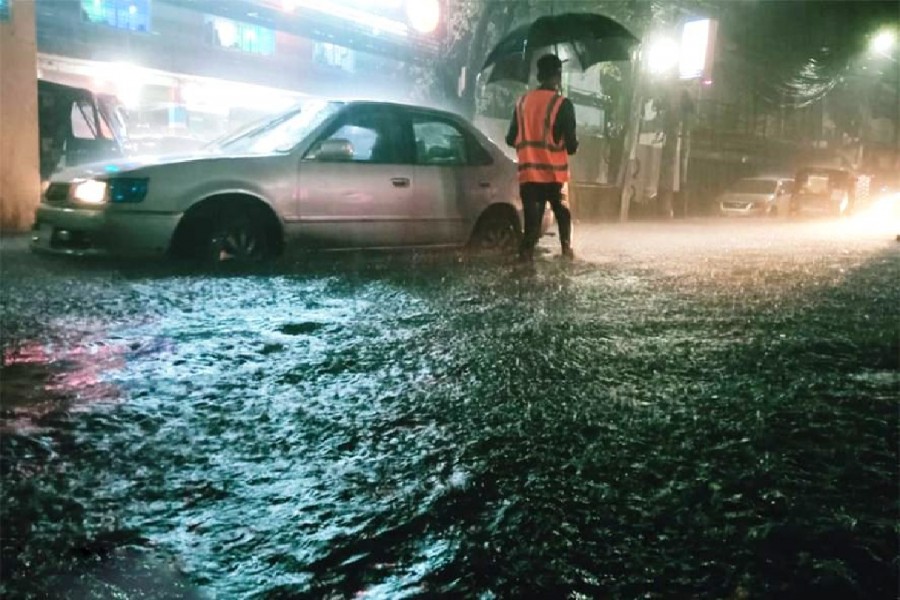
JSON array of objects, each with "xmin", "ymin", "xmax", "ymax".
[
  {"xmin": 108, "ymin": 178, "xmax": 149, "ymax": 203},
  {"xmin": 105, "ymin": 164, "xmax": 121, "ymax": 173}
]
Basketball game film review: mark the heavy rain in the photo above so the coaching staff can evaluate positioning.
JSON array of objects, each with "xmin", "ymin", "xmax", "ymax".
[{"xmin": 1, "ymin": 1, "xmax": 899, "ymax": 599}]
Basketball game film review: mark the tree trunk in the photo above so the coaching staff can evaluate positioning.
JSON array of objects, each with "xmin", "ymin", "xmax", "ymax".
[
  {"xmin": 617, "ymin": 61, "xmax": 644, "ymax": 221},
  {"xmin": 656, "ymin": 90, "xmax": 679, "ymax": 219}
]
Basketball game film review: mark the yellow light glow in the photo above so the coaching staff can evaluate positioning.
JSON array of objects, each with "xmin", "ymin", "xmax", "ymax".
[
  {"xmin": 406, "ymin": 0, "xmax": 440, "ymax": 34},
  {"xmin": 870, "ymin": 29, "xmax": 897, "ymax": 56},
  {"xmin": 646, "ymin": 38, "xmax": 679, "ymax": 75},
  {"xmin": 72, "ymin": 179, "xmax": 108, "ymax": 204}
]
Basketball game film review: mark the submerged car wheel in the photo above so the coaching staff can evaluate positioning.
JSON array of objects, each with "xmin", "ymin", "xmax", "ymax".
[
  {"xmin": 470, "ymin": 212, "xmax": 521, "ymax": 254},
  {"xmin": 207, "ymin": 207, "xmax": 270, "ymax": 263}
]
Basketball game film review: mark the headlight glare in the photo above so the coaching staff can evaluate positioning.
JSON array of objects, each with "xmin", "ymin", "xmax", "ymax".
[
  {"xmin": 108, "ymin": 178, "xmax": 149, "ymax": 203},
  {"xmin": 72, "ymin": 179, "xmax": 108, "ymax": 204}
]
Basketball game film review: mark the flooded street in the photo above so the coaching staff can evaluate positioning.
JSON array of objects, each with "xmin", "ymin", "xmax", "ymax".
[{"xmin": 2, "ymin": 218, "xmax": 898, "ymax": 599}]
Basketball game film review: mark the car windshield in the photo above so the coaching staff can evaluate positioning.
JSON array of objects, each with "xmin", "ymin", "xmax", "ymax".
[
  {"xmin": 731, "ymin": 179, "xmax": 778, "ymax": 194},
  {"xmin": 215, "ymin": 100, "xmax": 341, "ymax": 154}
]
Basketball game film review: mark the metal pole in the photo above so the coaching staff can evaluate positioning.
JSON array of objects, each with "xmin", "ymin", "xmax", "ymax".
[{"xmin": 618, "ymin": 55, "xmax": 643, "ymax": 221}]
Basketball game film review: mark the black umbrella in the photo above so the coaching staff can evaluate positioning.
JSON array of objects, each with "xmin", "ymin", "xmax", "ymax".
[{"xmin": 481, "ymin": 13, "xmax": 639, "ymax": 84}]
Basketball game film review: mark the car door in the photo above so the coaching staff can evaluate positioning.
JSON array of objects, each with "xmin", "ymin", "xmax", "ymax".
[
  {"xmin": 410, "ymin": 113, "xmax": 495, "ymax": 245},
  {"xmin": 295, "ymin": 105, "xmax": 416, "ymax": 248}
]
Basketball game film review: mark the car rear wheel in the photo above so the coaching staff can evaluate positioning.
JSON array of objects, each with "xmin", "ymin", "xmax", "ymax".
[
  {"xmin": 470, "ymin": 212, "xmax": 520, "ymax": 254},
  {"xmin": 206, "ymin": 206, "xmax": 271, "ymax": 263}
]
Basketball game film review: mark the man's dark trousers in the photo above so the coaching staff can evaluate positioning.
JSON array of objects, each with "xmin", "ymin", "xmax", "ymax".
[{"xmin": 519, "ymin": 182, "xmax": 572, "ymax": 259}]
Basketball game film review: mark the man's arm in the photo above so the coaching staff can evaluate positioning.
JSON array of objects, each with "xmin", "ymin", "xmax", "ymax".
[
  {"xmin": 505, "ymin": 108, "xmax": 518, "ymax": 148},
  {"xmin": 555, "ymin": 98, "xmax": 579, "ymax": 155}
]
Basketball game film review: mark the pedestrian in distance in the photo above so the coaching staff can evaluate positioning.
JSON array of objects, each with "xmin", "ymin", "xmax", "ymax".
[{"xmin": 506, "ymin": 53, "xmax": 579, "ymax": 262}]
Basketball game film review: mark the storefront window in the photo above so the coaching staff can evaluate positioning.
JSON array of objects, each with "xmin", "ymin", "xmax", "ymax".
[
  {"xmin": 0, "ymin": 0, "xmax": 10, "ymax": 22},
  {"xmin": 81, "ymin": 0, "xmax": 151, "ymax": 32},
  {"xmin": 313, "ymin": 42, "xmax": 355, "ymax": 73},
  {"xmin": 204, "ymin": 15, "xmax": 275, "ymax": 56}
]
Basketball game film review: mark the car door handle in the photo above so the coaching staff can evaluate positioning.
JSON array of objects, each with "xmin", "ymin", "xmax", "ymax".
[
  {"xmin": 479, "ymin": 182, "xmax": 491, "ymax": 188},
  {"xmin": 391, "ymin": 177, "xmax": 410, "ymax": 188}
]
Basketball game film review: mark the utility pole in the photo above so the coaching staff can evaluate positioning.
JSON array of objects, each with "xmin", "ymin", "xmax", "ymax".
[
  {"xmin": 617, "ymin": 58, "xmax": 644, "ymax": 221},
  {"xmin": 656, "ymin": 87, "xmax": 680, "ymax": 218}
]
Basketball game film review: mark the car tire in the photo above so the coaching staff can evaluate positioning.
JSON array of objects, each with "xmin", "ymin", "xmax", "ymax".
[
  {"xmin": 206, "ymin": 205, "xmax": 271, "ymax": 264},
  {"xmin": 469, "ymin": 212, "xmax": 521, "ymax": 254}
]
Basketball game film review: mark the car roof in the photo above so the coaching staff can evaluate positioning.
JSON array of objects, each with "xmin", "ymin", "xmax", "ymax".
[{"xmin": 341, "ymin": 100, "xmax": 465, "ymax": 122}]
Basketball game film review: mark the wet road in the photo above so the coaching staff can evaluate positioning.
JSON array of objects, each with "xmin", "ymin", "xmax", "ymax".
[{"xmin": 2, "ymin": 217, "xmax": 898, "ymax": 599}]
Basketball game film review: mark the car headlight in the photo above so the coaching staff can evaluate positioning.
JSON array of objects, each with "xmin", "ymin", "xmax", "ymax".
[
  {"xmin": 108, "ymin": 178, "xmax": 149, "ymax": 203},
  {"xmin": 71, "ymin": 179, "xmax": 108, "ymax": 204}
]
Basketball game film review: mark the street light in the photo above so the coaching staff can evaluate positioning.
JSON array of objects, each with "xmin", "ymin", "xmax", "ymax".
[
  {"xmin": 869, "ymin": 29, "xmax": 897, "ymax": 58},
  {"xmin": 646, "ymin": 37, "xmax": 679, "ymax": 76},
  {"xmin": 406, "ymin": 0, "xmax": 440, "ymax": 34},
  {"xmin": 866, "ymin": 27, "xmax": 899, "ymax": 168}
]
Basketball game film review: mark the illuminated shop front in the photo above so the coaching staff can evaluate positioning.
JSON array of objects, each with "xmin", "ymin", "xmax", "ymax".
[{"xmin": 34, "ymin": 0, "xmax": 443, "ymax": 146}]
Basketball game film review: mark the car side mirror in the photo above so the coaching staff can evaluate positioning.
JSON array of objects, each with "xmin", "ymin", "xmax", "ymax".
[{"xmin": 308, "ymin": 138, "xmax": 353, "ymax": 162}]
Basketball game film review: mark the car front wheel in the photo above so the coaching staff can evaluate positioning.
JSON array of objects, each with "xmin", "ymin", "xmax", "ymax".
[
  {"xmin": 469, "ymin": 212, "xmax": 521, "ymax": 254},
  {"xmin": 207, "ymin": 206, "xmax": 271, "ymax": 263}
]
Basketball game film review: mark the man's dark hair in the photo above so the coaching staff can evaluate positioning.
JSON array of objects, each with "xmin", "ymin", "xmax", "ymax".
[{"xmin": 536, "ymin": 54, "xmax": 563, "ymax": 83}]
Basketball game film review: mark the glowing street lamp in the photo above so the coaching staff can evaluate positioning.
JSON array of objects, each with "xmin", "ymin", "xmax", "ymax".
[
  {"xmin": 869, "ymin": 28, "xmax": 897, "ymax": 57},
  {"xmin": 645, "ymin": 38, "xmax": 679, "ymax": 76},
  {"xmin": 406, "ymin": 0, "xmax": 440, "ymax": 34}
]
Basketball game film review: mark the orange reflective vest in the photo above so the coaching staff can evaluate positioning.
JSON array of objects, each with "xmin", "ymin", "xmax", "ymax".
[{"xmin": 514, "ymin": 89, "xmax": 569, "ymax": 184}]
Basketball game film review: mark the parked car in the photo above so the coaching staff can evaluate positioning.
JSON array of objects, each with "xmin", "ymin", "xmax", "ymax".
[
  {"xmin": 31, "ymin": 100, "xmax": 535, "ymax": 261},
  {"xmin": 38, "ymin": 79, "xmax": 128, "ymax": 181},
  {"xmin": 788, "ymin": 166, "xmax": 860, "ymax": 217},
  {"xmin": 717, "ymin": 176, "xmax": 793, "ymax": 216},
  {"xmin": 123, "ymin": 133, "xmax": 206, "ymax": 157}
]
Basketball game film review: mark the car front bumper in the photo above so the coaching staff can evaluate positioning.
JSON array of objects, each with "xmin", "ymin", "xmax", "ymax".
[
  {"xmin": 31, "ymin": 204, "xmax": 182, "ymax": 258},
  {"xmin": 719, "ymin": 202, "xmax": 769, "ymax": 216}
]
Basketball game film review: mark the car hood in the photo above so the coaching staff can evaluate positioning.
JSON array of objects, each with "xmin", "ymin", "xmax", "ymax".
[
  {"xmin": 719, "ymin": 192, "xmax": 773, "ymax": 203},
  {"xmin": 50, "ymin": 151, "xmax": 280, "ymax": 181}
]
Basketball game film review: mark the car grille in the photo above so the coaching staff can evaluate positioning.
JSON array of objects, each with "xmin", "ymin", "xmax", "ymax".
[
  {"xmin": 45, "ymin": 183, "xmax": 70, "ymax": 204},
  {"xmin": 723, "ymin": 201, "xmax": 753, "ymax": 210}
]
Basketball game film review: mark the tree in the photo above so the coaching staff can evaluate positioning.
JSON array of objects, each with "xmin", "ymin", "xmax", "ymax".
[
  {"xmin": 411, "ymin": 1, "xmax": 656, "ymax": 117},
  {"xmin": 408, "ymin": 1, "xmax": 519, "ymax": 116},
  {"xmin": 411, "ymin": 0, "xmax": 721, "ymax": 220}
]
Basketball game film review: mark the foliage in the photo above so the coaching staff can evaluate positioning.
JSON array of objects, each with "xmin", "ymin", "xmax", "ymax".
[
  {"xmin": 411, "ymin": 0, "xmax": 719, "ymax": 124},
  {"xmin": 722, "ymin": 1, "xmax": 898, "ymax": 110}
]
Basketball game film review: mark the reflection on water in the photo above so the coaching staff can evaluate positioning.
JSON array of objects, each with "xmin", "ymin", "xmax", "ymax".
[{"xmin": 1, "ymin": 226, "xmax": 897, "ymax": 598}]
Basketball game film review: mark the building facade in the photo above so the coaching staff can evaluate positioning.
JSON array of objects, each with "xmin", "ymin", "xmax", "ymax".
[{"xmin": 35, "ymin": 0, "xmax": 445, "ymax": 146}]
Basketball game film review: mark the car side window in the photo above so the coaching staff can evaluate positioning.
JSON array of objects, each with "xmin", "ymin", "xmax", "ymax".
[
  {"xmin": 314, "ymin": 109, "xmax": 407, "ymax": 164},
  {"xmin": 413, "ymin": 118, "xmax": 469, "ymax": 166},
  {"xmin": 71, "ymin": 101, "xmax": 99, "ymax": 139},
  {"xmin": 466, "ymin": 134, "xmax": 494, "ymax": 166}
]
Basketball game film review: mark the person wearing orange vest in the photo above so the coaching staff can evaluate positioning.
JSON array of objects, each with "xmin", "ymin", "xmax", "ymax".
[{"xmin": 506, "ymin": 53, "xmax": 579, "ymax": 262}]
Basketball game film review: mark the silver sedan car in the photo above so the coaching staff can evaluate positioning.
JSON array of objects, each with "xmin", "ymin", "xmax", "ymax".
[
  {"xmin": 718, "ymin": 177, "xmax": 793, "ymax": 217},
  {"xmin": 31, "ymin": 100, "xmax": 535, "ymax": 261}
]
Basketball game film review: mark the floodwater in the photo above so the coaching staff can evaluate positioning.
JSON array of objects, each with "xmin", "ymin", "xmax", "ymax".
[{"xmin": 2, "ymin": 217, "xmax": 898, "ymax": 599}]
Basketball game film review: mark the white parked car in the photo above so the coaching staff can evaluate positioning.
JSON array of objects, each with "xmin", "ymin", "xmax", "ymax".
[
  {"xmin": 718, "ymin": 177, "xmax": 793, "ymax": 217},
  {"xmin": 31, "ymin": 100, "xmax": 536, "ymax": 261}
]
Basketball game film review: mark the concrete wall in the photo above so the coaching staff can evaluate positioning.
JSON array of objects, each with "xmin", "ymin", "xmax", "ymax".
[{"xmin": 1, "ymin": 0, "xmax": 39, "ymax": 231}]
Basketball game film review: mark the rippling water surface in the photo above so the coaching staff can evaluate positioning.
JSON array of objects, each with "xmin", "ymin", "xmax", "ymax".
[{"xmin": 2, "ymin": 220, "xmax": 898, "ymax": 599}]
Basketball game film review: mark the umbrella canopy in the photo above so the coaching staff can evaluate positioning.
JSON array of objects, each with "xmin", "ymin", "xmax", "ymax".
[{"xmin": 481, "ymin": 13, "xmax": 639, "ymax": 84}]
